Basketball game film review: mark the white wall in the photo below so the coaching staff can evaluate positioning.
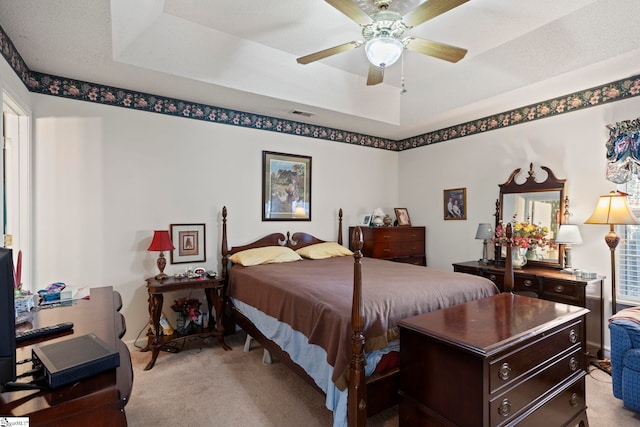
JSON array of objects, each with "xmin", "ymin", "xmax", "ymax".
[
  {"xmin": 399, "ymin": 95, "xmax": 640, "ymax": 347},
  {"xmin": 30, "ymin": 94, "xmax": 398, "ymax": 342},
  {"xmin": 3, "ymin": 50, "xmax": 639, "ymax": 349}
]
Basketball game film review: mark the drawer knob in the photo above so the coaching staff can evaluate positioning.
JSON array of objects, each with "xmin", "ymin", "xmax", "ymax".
[
  {"xmin": 383, "ymin": 235, "xmax": 390, "ymax": 239},
  {"xmin": 498, "ymin": 363, "xmax": 512, "ymax": 381},
  {"xmin": 498, "ymin": 399, "xmax": 512, "ymax": 417},
  {"xmin": 383, "ymin": 248, "xmax": 391, "ymax": 253},
  {"xmin": 554, "ymin": 284, "xmax": 565, "ymax": 293},
  {"xmin": 488, "ymin": 274, "xmax": 497, "ymax": 281},
  {"xmin": 524, "ymin": 279, "xmax": 533, "ymax": 287},
  {"xmin": 569, "ymin": 357, "xmax": 578, "ymax": 371},
  {"xmin": 569, "ymin": 329, "xmax": 578, "ymax": 344},
  {"xmin": 569, "ymin": 393, "xmax": 579, "ymax": 407}
]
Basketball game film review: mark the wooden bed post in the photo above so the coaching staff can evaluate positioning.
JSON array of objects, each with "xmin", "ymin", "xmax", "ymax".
[
  {"xmin": 348, "ymin": 226, "xmax": 367, "ymax": 427},
  {"xmin": 221, "ymin": 206, "xmax": 229, "ymax": 280},
  {"xmin": 338, "ymin": 208, "xmax": 343, "ymax": 246},
  {"xmin": 504, "ymin": 223, "xmax": 514, "ymax": 293}
]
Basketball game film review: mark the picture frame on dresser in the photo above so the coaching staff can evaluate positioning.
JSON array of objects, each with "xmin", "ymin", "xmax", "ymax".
[
  {"xmin": 444, "ymin": 187, "xmax": 467, "ymax": 220},
  {"xmin": 170, "ymin": 223, "xmax": 206, "ymax": 264},
  {"xmin": 358, "ymin": 214, "xmax": 372, "ymax": 226},
  {"xmin": 394, "ymin": 208, "xmax": 411, "ymax": 226},
  {"xmin": 262, "ymin": 151, "xmax": 311, "ymax": 221}
]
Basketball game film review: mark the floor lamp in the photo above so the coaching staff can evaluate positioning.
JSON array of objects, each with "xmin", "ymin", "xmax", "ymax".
[{"xmin": 585, "ymin": 191, "xmax": 640, "ymax": 315}]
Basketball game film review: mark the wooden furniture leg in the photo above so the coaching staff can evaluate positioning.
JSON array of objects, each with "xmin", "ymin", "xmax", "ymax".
[
  {"xmin": 205, "ymin": 285, "xmax": 231, "ymax": 350},
  {"xmin": 143, "ymin": 292, "xmax": 163, "ymax": 370}
]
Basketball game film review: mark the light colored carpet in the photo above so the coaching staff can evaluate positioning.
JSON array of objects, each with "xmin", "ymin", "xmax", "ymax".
[{"xmin": 126, "ymin": 333, "xmax": 640, "ymax": 426}]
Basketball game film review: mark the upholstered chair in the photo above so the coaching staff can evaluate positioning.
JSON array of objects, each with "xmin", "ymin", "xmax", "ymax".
[{"xmin": 609, "ymin": 315, "xmax": 640, "ymax": 412}]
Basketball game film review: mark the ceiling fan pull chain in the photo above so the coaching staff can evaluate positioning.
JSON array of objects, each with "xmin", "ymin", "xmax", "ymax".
[{"xmin": 401, "ymin": 51, "xmax": 407, "ymax": 94}]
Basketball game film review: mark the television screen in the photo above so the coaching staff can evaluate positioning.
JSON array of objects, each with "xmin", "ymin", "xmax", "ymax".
[{"xmin": 0, "ymin": 247, "xmax": 15, "ymax": 385}]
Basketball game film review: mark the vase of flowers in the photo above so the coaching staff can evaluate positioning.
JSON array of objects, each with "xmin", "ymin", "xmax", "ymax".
[
  {"xmin": 512, "ymin": 247, "xmax": 528, "ymax": 269},
  {"xmin": 494, "ymin": 217, "xmax": 550, "ymax": 268},
  {"xmin": 171, "ymin": 297, "xmax": 201, "ymax": 334}
]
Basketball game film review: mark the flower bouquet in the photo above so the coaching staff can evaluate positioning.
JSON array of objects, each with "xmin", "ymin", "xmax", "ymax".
[
  {"xmin": 494, "ymin": 217, "xmax": 551, "ymax": 267},
  {"xmin": 494, "ymin": 216, "xmax": 550, "ymax": 249},
  {"xmin": 170, "ymin": 297, "xmax": 201, "ymax": 334}
]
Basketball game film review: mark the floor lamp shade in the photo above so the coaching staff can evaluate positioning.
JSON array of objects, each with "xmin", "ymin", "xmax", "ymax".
[
  {"xmin": 585, "ymin": 191, "xmax": 640, "ymax": 314},
  {"xmin": 148, "ymin": 230, "xmax": 175, "ymax": 280}
]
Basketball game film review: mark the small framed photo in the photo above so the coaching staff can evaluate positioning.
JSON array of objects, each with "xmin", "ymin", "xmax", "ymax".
[
  {"xmin": 394, "ymin": 208, "xmax": 411, "ymax": 226},
  {"xmin": 170, "ymin": 223, "xmax": 206, "ymax": 264},
  {"xmin": 358, "ymin": 214, "xmax": 372, "ymax": 227},
  {"xmin": 444, "ymin": 188, "xmax": 467, "ymax": 220}
]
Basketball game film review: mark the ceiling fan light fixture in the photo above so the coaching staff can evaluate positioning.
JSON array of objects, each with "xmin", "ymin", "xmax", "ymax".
[{"xmin": 364, "ymin": 37, "xmax": 403, "ymax": 68}]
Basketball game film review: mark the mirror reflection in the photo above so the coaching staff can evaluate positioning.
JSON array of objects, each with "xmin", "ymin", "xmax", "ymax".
[
  {"xmin": 500, "ymin": 191, "xmax": 561, "ymax": 262},
  {"xmin": 496, "ymin": 164, "xmax": 566, "ymax": 268}
]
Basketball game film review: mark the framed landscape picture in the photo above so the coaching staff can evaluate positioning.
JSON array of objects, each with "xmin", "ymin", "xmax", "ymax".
[
  {"xmin": 443, "ymin": 188, "xmax": 467, "ymax": 220},
  {"xmin": 170, "ymin": 223, "xmax": 206, "ymax": 263},
  {"xmin": 262, "ymin": 151, "xmax": 312, "ymax": 221}
]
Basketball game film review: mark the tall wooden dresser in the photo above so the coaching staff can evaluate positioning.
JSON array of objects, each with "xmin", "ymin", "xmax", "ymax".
[
  {"xmin": 398, "ymin": 293, "xmax": 589, "ymax": 427},
  {"xmin": 348, "ymin": 226, "xmax": 426, "ymax": 266}
]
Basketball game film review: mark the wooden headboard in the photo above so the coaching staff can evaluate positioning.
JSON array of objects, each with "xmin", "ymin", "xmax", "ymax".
[{"xmin": 220, "ymin": 206, "xmax": 344, "ymax": 279}]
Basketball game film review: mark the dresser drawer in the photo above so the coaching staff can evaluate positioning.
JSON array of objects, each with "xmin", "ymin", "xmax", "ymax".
[
  {"xmin": 489, "ymin": 320, "xmax": 583, "ymax": 394},
  {"xmin": 363, "ymin": 227, "xmax": 424, "ymax": 243},
  {"xmin": 453, "ymin": 264, "xmax": 482, "ymax": 276},
  {"xmin": 393, "ymin": 255, "xmax": 426, "ymax": 266},
  {"xmin": 483, "ymin": 271, "xmax": 539, "ymax": 294},
  {"xmin": 489, "ymin": 350, "xmax": 583, "ymax": 427},
  {"xmin": 363, "ymin": 240, "xmax": 425, "ymax": 258},
  {"xmin": 541, "ymin": 279, "xmax": 581, "ymax": 305},
  {"xmin": 515, "ymin": 375, "xmax": 586, "ymax": 427}
]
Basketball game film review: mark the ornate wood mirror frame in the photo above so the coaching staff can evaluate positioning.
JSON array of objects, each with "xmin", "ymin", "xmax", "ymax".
[{"xmin": 495, "ymin": 163, "xmax": 566, "ymax": 269}]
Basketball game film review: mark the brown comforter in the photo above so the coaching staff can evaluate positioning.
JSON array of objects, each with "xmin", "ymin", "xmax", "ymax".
[{"xmin": 228, "ymin": 256, "xmax": 498, "ymax": 390}]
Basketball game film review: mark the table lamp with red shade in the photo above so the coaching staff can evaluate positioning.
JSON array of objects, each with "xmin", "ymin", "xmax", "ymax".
[{"xmin": 147, "ymin": 230, "xmax": 175, "ymax": 280}]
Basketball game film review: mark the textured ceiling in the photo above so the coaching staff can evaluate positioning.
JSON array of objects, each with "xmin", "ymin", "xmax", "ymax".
[{"xmin": 1, "ymin": 0, "xmax": 640, "ymax": 140}]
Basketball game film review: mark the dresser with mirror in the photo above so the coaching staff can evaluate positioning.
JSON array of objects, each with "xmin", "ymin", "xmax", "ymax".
[{"xmin": 453, "ymin": 164, "xmax": 604, "ymax": 359}]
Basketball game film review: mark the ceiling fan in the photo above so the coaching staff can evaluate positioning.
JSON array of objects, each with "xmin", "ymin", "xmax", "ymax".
[{"xmin": 297, "ymin": 0, "xmax": 469, "ymax": 86}]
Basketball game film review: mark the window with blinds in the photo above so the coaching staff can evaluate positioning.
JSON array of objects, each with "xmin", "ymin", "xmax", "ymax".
[{"xmin": 618, "ymin": 177, "xmax": 640, "ymax": 302}]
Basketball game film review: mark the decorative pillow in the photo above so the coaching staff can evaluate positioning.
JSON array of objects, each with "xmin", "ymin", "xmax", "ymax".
[
  {"xmin": 229, "ymin": 246, "xmax": 302, "ymax": 266},
  {"xmin": 295, "ymin": 242, "xmax": 353, "ymax": 259}
]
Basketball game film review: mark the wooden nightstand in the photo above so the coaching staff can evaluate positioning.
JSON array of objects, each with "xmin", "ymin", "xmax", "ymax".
[
  {"xmin": 349, "ymin": 226, "xmax": 426, "ymax": 266},
  {"xmin": 452, "ymin": 260, "xmax": 604, "ymax": 359},
  {"xmin": 398, "ymin": 294, "xmax": 589, "ymax": 427},
  {"xmin": 142, "ymin": 275, "xmax": 231, "ymax": 370}
]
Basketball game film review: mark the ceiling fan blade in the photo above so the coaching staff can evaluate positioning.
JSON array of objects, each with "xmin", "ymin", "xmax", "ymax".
[
  {"xmin": 405, "ymin": 37, "xmax": 467, "ymax": 63},
  {"xmin": 366, "ymin": 64, "xmax": 384, "ymax": 86},
  {"xmin": 325, "ymin": 0, "xmax": 372, "ymax": 25},
  {"xmin": 403, "ymin": 0, "xmax": 469, "ymax": 28},
  {"xmin": 297, "ymin": 41, "xmax": 363, "ymax": 65}
]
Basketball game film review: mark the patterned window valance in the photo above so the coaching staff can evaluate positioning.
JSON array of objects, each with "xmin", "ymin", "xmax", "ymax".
[{"xmin": 606, "ymin": 117, "xmax": 640, "ymax": 184}]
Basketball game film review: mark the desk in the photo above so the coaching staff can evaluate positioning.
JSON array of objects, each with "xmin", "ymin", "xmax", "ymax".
[
  {"xmin": 0, "ymin": 287, "xmax": 132, "ymax": 426},
  {"xmin": 143, "ymin": 275, "xmax": 231, "ymax": 370}
]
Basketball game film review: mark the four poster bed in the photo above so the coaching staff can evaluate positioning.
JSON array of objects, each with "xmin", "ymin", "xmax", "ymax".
[{"xmin": 220, "ymin": 207, "xmax": 501, "ymax": 427}]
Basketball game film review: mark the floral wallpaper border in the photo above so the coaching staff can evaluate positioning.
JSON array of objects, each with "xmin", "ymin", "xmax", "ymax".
[{"xmin": 2, "ymin": 23, "xmax": 640, "ymax": 151}]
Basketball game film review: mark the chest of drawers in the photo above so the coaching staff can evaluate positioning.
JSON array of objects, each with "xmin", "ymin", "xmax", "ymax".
[
  {"xmin": 398, "ymin": 293, "xmax": 589, "ymax": 427},
  {"xmin": 349, "ymin": 226, "xmax": 426, "ymax": 266},
  {"xmin": 452, "ymin": 261, "xmax": 604, "ymax": 359}
]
